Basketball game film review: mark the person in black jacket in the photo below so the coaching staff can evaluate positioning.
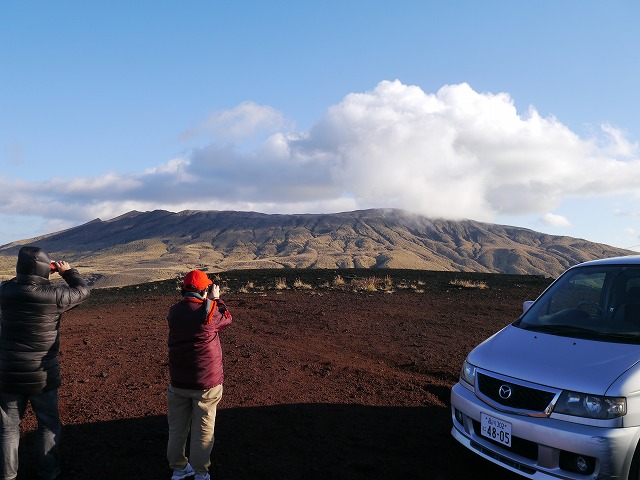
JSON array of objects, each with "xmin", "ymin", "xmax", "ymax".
[{"xmin": 0, "ymin": 246, "xmax": 90, "ymax": 480}]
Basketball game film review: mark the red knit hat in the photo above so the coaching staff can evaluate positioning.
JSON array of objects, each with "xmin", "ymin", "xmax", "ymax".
[{"xmin": 183, "ymin": 270, "xmax": 212, "ymax": 291}]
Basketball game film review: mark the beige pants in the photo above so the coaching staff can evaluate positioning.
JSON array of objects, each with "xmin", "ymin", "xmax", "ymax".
[{"xmin": 167, "ymin": 384, "xmax": 223, "ymax": 474}]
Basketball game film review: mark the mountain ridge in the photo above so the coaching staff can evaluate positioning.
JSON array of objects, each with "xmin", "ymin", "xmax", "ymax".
[{"xmin": 0, "ymin": 208, "xmax": 634, "ymax": 288}]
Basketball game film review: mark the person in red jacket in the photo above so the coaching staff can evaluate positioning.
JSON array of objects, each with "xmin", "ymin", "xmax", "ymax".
[{"xmin": 167, "ymin": 270, "xmax": 232, "ymax": 480}]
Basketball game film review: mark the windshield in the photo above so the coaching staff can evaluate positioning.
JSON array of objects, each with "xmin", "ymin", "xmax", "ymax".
[{"xmin": 515, "ymin": 264, "xmax": 640, "ymax": 343}]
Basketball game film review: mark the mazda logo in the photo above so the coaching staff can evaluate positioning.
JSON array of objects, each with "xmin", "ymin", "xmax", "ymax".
[{"xmin": 498, "ymin": 384, "xmax": 512, "ymax": 399}]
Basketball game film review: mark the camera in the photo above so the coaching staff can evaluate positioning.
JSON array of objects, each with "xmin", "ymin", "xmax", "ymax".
[{"xmin": 50, "ymin": 262, "xmax": 58, "ymax": 272}]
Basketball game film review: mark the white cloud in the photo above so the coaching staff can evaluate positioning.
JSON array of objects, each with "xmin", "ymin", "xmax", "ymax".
[
  {"xmin": 3, "ymin": 142, "xmax": 25, "ymax": 166},
  {"xmin": 180, "ymin": 101, "xmax": 293, "ymax": 143},
  {"xmin": 615, "ymin": 208, "xmax": 640, "ymax": 218},
  {"xmin": 539, "ymin": 213, "xmax": 572, "ymax": 228},
  {"xmin": 598, "ymin": 124, "xmax": 639, "ymax": 157},
  {"xmin": 2, "ymin": 80, "xmax": 640, "ymax": 232}
]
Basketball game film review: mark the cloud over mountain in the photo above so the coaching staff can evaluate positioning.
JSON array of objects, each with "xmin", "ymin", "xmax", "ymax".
[{"xmin": 1, "ymin": 80, "xmax": 639, "ymax": 238}]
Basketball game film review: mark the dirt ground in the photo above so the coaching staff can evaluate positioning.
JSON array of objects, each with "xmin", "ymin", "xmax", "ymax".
[{"xmin": 14, "ymin": 269, "xmax": 552, "ymax": 480}]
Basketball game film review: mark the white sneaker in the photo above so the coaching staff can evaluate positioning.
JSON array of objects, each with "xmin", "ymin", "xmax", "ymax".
[
  {"xmin": 194, "ymin": 474, "xmax": 210, "ymax": 480},
  {"xmin": 172, "ymin": 463, "xmax": 195, "ymax": 480}
]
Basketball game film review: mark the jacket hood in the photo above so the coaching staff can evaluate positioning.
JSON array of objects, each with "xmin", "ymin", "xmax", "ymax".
[{"xmin": 16, "ymin": 246, "xmax": 51, "ymax": 279}]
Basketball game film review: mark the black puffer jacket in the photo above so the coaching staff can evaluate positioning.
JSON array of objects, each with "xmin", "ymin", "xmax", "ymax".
[{"xmin": 0, "ymin": 247, "xmax": 91, "ymax": 394}]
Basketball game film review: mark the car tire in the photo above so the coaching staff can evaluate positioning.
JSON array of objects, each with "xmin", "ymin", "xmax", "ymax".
[{"xmin": 629, "ymin": 444, "xmax": 640, "ymax": 480}]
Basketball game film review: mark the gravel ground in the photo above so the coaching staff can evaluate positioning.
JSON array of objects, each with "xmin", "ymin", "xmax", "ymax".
[{"xmin": 14, "ymin": 270, "xmax": 551, "ymax": 479}]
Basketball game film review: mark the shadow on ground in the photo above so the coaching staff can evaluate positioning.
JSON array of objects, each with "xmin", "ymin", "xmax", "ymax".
[{"xmin": 16, "ymin": 403, "xmax": 514, "ymax": 480}]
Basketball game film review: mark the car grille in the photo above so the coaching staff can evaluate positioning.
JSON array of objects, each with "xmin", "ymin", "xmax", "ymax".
[{"xmin": 477, "ymin": 372, "xmax": 557, "ymax": 413}]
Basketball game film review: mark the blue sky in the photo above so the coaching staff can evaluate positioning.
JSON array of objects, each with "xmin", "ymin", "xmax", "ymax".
[{"xmin": 2, "ymin": 1, "xmax": 640, "ymax": 250}]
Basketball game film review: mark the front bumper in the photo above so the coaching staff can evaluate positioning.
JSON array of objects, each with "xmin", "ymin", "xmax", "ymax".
[{"xmin": 451, "ymin": 382, "xmax": 640, "ymax": 479}]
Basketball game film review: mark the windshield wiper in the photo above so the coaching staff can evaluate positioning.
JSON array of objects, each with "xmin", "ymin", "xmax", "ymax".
[
  {"xmin": 595, "ymin": 332, "xmax": 640, "ymax": 342},
  {"xmin": 520, "ymin": 324, "xmax": 640, "ymax": 342},
  {"xmin": 522, "ymin": 324, "xmax": 594, "ymax": 335}
]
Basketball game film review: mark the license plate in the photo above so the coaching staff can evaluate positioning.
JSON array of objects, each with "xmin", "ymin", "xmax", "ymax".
[{"xmin": 480, "ymin": 413, "xmax": 512, "ymax": 447}]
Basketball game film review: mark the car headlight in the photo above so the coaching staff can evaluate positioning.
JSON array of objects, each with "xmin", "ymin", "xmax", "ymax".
[
  {"xmin": 554, "ymin": 391, "xmax": 626, "ymax": 419},
  {"xmin": 460, "ymin": 360, "xmax": 476, "ymax": 387}
]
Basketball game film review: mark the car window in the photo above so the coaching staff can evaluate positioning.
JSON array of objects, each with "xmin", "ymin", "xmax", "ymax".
[
  {"xmin": 548, "ymin": 271, "xmax": 606, "ymax": 316},
  {"xmin": 515, "ymin": 265, "xmax": 640, "ymax": 343}
]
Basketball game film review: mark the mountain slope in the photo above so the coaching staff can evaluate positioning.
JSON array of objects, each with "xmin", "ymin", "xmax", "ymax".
[{"xmin": 0, "ymin": 209, "xmax": 634, "ymax": 287}]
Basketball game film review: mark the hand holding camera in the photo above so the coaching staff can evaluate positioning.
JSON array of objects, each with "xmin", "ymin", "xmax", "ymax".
[
  {"xmin": 208, "ymin": 282, "xmax": 220, "ymax": 300},
  {"xmin": 49, "ymin": 261, "xmax": 71, "ymax": 274}
]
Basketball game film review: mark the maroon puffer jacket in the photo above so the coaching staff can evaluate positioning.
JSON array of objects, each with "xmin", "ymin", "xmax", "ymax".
[{"xmin": 167, "ymin": 297, "xmax": 232, "ymax": 390}]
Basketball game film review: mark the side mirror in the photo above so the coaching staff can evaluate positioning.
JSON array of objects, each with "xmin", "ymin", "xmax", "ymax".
[{"xmin": 523, "ymin": 300, "xmax": 534, "ymax": 313}]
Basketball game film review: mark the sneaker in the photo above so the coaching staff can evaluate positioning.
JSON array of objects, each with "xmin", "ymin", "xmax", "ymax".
[
  {"xmin": 172, "ymin": 463, "xmax": 195, "ymax": 480},
  {"xmin": 194, "ymin": 474, "xmax": 210, "ymax": 480}
]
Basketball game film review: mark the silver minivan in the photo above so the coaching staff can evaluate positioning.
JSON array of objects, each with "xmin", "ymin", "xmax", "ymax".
[{"xmin": 451, "ymin": 255, "xmax": 640, "ymax": 479}]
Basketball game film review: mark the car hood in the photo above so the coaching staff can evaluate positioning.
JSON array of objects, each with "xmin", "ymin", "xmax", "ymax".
[{"xmin": 467, "ymin": 325, "xmax": 640, "ymax": 395}]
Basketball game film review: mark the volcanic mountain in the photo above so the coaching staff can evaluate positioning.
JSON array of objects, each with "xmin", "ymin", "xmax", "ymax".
[{"xmin": 0, "ymin": 209, "xmax": 633, "ymax": 288}]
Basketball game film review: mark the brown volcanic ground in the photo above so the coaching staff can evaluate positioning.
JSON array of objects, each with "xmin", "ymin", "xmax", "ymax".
[{"xmin": 13, "ymin": 269, "xmax": 551, "ymax": 480}]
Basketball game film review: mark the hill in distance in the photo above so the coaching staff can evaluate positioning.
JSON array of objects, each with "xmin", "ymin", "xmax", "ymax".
[{"xmin": 0, "ymin": 208, "xmax": 634, "ymax": 288}]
